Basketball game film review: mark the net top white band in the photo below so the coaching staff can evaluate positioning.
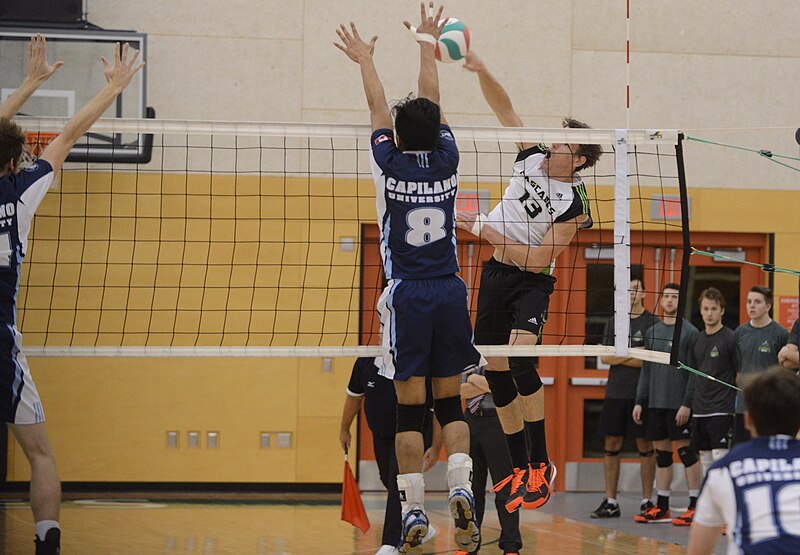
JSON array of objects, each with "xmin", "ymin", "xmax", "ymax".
[
  {"xmin": 23, "ymin": 345, "xmax": 671, "ymax": 364},
  {"xmin": 15, "ymin": 116, "xmax": 679, "ymax": 146}
]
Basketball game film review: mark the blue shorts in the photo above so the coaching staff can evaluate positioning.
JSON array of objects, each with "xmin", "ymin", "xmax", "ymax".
[{"xmin": 377, "ymin": 275, "xmax": 481, "ymax": 381}]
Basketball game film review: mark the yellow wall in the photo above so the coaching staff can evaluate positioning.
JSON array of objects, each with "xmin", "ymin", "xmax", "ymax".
[{"xmin": 8, "ymin": 171, "xmax": 800, "ymax": 484}]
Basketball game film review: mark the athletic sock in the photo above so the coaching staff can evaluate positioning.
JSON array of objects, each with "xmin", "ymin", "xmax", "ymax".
[
  {"xmin": 506, "ymin": 429, "xmax": 528, "ymax": 470},
  {"xmin": 657, "ymin": 492, "xmax": 670, "ymax": 510},
  {"xmin": 607, "ymin": 498, "xmax": 618, "ymax": 506},
  {"xmin": 35, "ymin": 520, "xmax": 59, "ymax": 541},
  {"xmin": 689, "ymin": 489, "xmax": 700, "ymax": 509},
  {"xmin": 525, "ymin": 419, "xmax": 548, "ymax": 464}
]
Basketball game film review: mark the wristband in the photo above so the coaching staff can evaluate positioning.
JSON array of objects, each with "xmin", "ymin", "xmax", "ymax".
[
  {"xmin": 407, "ymin": 26, "xmax": 437, "ymax": 45},
  {"xmin": 471, "ymin": 213, "xmax": 489, "ymax": 236}
]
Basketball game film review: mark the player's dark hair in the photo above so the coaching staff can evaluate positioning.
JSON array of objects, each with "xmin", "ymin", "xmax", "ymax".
[
  {"xmin": 631, "ymin": 274, "xmax": 645, "ymax": 291},
  {"xmin": 563, "ymin": 117, "xmax": 602, "ymax": 171},
  {"xmin": 744, "ymin": 366, "xmax": 800, "ymax": 436},
  {"xmin": 699, "ymin": 287, "xmax": 726, "ymax": 310},
  {"xmin": 392, "ymin": 94, "xmax": 441, "ymax": 152},
  {"xmin": 749, "ymin": 285, "xmax": 773, "ymax": 306},
  {"xmin": 662, "ymin": 282, "xmax": 680, "ymax": 294},
  {"xmin": 0, "ymin": 117, "xmax": 26, "ymax": 172}
]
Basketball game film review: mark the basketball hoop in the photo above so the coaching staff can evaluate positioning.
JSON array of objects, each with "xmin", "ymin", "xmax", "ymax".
[{"xmin": 25, "ymin": 131, "xmax": 59, "ymax": 157}]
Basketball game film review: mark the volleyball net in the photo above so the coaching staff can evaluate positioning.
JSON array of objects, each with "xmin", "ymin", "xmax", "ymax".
[{"xmin": 14, "ymin": 117, "xmax": 686, "ymax": 362}]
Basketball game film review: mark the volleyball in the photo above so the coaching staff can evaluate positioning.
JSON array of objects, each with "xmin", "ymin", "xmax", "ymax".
[{"xmin": 435, "ymin": 18, "xmax": 470, "ymax": 63}]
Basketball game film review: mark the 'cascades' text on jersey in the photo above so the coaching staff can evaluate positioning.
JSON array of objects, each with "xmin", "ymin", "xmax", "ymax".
[
  {"xmin": 485, "ymin": 146, "xmax": 591, "ymax": 274},
  {"xmin": 370, "ymin": 126, "xmax": 460, "ymax": 280}
]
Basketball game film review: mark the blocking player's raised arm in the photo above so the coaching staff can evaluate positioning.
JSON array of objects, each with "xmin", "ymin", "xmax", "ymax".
[
  {"xmin": 41, "ymin": 42, "xmax": 143, "ymax": 175},
  {"xmin": 406, "ymin": 2, "xmax": 448, "ymax": 124},
  {"xmin": 334, "ymin": 23, "xmax": 392, "ymax": 132},
  {"xmin": 0, "ymin": 34, "xmax": 64, "ymax": 120}
]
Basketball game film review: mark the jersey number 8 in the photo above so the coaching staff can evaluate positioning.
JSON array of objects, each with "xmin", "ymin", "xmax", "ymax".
[{"xmin": 406, "ymin": 207, "xmax": 447, "ymax": 247}]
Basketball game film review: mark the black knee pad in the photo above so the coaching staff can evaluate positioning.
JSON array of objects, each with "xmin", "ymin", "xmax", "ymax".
[
  {"xmin": 396, "ymin": 404, "xmax": 427, "ymax": 434},
  {"xmin": 434, "ymin": 395, "xmax": 465, "ymax": 428},
  {"xmin": 604, "ymin": 449, "xmax": 621, "ymax": 457},
  {"xmin": 656, "ymin": 449, "xmax": 673, "ymax": 468},
  {"xmin": 639, "ymin": 449, "xmax": 654, "ymax": 458},
  {"xmin": 484, "ymin": 370, "xmax": 518, "ymax": 407},
  {"xmin": 509, "ymin": 357, "xmax": 542, "ymax": 396},
  {"xmin": 678, "ymin": 446, "xmax": 699, "ymax": 468}
]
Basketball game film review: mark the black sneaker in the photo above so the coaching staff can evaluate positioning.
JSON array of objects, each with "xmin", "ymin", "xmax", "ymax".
[
  {"xmin": 640, "ymin": 499, "xmax": 655, "ymax": 515},
  {"xmin": 591, "ymin": 498, "xmax": 621, "ymax": 518},
  {"xmin": 35, "ymin": 528, "xmax": 60, "ymax": 555}
]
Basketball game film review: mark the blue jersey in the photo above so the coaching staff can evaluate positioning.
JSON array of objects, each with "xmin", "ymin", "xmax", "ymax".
[
  {"xmin": 694, "ymin": 435, "xmax": 800, "ymax": 554},
  {"xmin": 0, "ymin": 161, "xmax": 53, "ymax": 326},
  {"xmin": 369, "ymin": 125, "xmax": 460, "ymax": 280}
]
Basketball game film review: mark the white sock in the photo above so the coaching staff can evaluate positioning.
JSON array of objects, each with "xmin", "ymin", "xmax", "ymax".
[
  {"xmin": 607, "ymin": 498, "xmax": 618, "ymax": 505},
  {"xmin": 641, "ymin": 498, "xmax": 650, "ymax": 505},
  {"xmin": 447, "ymin": 453, "xmax": 473, "ymax": 495},
  {"xmin": 36, "ymin": 520, "xmax": 59, "ymax": 541},
  {"xmin": 397, "ymin": 472, "xmax": 425, "ymax": 515},
  {"xmin": 689, "ymin": 489, "xmax": 700, "ymax": 499},
  {"xmin": 657, "ymin": 490, "xmax": 670, "ymax": 497}
]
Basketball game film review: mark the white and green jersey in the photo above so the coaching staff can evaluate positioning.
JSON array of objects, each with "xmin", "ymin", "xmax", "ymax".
[{"xmin": 485, "ymin": 145, "xmax": 591, "ymax": 274}]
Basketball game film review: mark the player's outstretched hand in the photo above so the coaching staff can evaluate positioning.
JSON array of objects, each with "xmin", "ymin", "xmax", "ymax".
[
  {"xmin": 102, "ymin": 42, "xmax": 145, "ymax": 94},
  {"xmin": 334, "ymin": 23, "xmax": 378, "ymax": 65},
  {"xmin": 462, "ymin": 51, "xmax": 486, "ymax": 73},
  {"xmin": 404, "ymin": 1, "xmax": 446, "ymax": 40},
  {"xmin": 27, "ymin": 34, "xmax": 64, "ymax": 84}
]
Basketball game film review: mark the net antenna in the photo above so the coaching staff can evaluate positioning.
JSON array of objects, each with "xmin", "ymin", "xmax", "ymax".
[{"xmin": 14, "ymin": 117, "xmax": 683, "ymax": 362}]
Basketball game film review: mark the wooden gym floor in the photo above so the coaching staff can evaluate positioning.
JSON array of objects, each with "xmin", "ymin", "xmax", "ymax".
[{"xmin": 0, "ymin": 491, "xmax": 728, "ymax": 554}]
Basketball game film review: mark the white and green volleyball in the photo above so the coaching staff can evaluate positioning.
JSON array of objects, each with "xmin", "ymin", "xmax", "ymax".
[{"xmin": 435, "ymin": 18, "xmax": 470, "ymax": 63}]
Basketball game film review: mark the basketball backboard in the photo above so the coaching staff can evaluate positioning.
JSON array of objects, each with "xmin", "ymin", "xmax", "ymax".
[{"xmin": 0, "ymin": 27, "xmax": 151, "ymax": 163}]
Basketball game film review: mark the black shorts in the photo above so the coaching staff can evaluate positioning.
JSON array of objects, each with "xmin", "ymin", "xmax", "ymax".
[
  {"xmin": 474, "ymin": 257, "xmax": 556, "ymax": 345},
  {"xmin": 646, "ymin": 408, "xmax": 692, "ymax": 441},
  {"xmin": 690, "ymin": 415, "xmax": 733, "ymax": 451},
  {"xmin": 598, "ymin": 398, "xmax": 647, "ymax": 438}
]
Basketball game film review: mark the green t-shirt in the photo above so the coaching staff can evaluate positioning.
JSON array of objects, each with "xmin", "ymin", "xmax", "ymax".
[
  {"xmin": 636, "ymin": 319, "xmax": 699, "ymax": 409},
  {"xmin": 734, "ymin": 320, "xmax": 789, "ymax": 413}
]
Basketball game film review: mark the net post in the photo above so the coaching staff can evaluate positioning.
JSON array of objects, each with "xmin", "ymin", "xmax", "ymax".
[
  {"xmin": 614, "ymin": 129, "xmax": 631, "ymax": 357},
  {"xmin": 671, "ymin": 133, "xmax": 691, "ymax": 366}
]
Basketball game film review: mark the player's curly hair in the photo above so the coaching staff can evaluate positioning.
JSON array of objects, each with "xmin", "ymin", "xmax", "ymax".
[
  {"xmin": 563, "ymin": 117, "xmax": 602, "ymax": 172},
  {"xmin": 0, "ymin": 117, "xmax": 26, "ymax": 172},
  {"xmin": 392, "ymin": 94, "xmax": 441, "ymax": 152}
]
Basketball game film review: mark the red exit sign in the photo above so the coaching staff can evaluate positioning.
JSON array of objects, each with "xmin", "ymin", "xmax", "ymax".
[
  {"xmin": 650, "ymin": 194, "xmax": 690, "ymax": 221},
  {"xmin": 456, "ymin": 190, "xmax": 490, "ymax": 213}
]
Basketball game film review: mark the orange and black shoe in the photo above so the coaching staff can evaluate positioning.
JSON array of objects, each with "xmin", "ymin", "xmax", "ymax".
[
  {"xmin": 491, "ymin": 467, "xmax": 528, "ymax": 513},
  {"xmin": 520, "ymin": 462, "xmax": 557, "ymax": 510},
  {"xmin": 672, "ymin": 508, "xmax": 695, "ymax": 526},
  {"xmin": 634, "ymin": 505, "xmax": 672, "ymax": 523}
]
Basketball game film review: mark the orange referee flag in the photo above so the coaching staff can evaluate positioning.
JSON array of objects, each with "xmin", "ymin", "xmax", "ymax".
[{"xmin": 341, "ymin": 451, "xmax": 370, "ymax": 533}]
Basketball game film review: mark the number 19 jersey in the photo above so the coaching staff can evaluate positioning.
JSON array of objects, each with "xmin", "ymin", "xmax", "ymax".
[{"xmin": 369, "ymin": 125, "xmax": 460, "ymax": 280}]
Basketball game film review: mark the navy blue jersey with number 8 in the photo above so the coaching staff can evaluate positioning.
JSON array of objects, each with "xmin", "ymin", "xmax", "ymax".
[{"xmin": 369, "ymin": 125, "xmax": 460, "ymax": 280}]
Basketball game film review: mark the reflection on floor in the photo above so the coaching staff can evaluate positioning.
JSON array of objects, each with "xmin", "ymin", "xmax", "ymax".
[{"xmin": 0, "ymin": 491, "xmax": 729, "ymax": 554}]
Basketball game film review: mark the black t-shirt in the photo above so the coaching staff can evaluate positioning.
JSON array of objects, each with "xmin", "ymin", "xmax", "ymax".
[
  {"xmin": 603, "ymin": 310, "xmax": 658, "ymax": 399},
  {"xmin": 346, "ymin": 357, "xmax": 434, "ymax": 438},
  {"xmin": 691, "ymin": 326, "xmax": 738, "ymax": 415}
]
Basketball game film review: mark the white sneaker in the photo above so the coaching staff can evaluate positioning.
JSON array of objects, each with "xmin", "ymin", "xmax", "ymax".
[
  {"xmin": 421, "ymin": 522, "xmax": 437, "ymax": 544},
  {"xmin": 375, "ymin": 545, "xmax": 400, "ymax": 555}
]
